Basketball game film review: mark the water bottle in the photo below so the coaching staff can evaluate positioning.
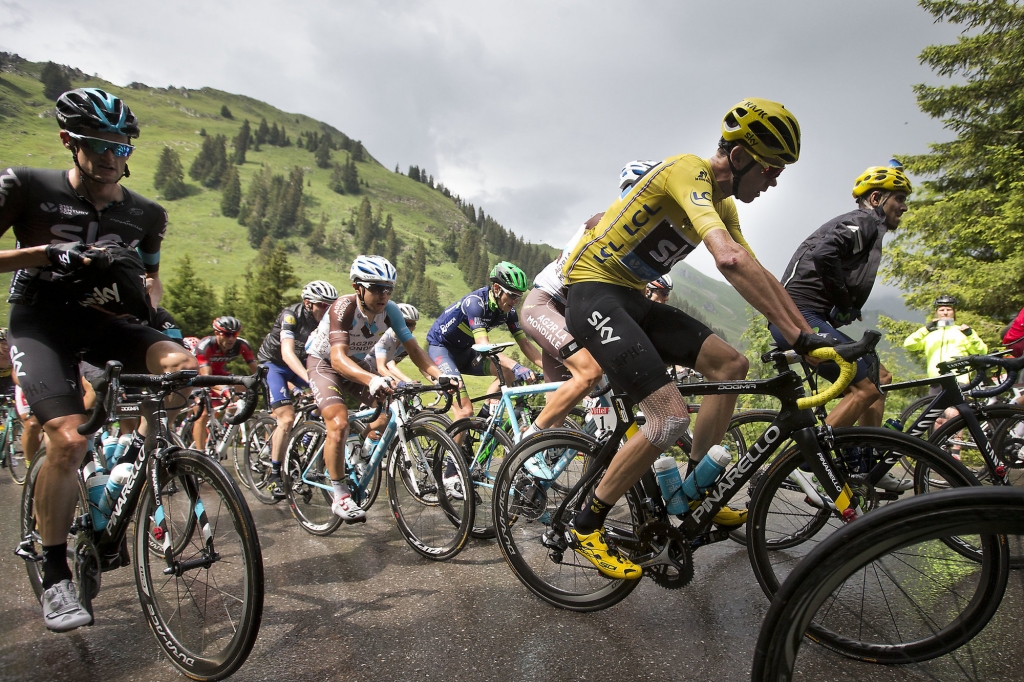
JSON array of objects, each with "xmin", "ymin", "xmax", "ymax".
[
  {"xmin": 97, "ymin": 463, "xmax": 134, "ymax": 519},
  {"xmin": 883, "ymin": 418, "xmax": 903, "ymax": 432},
  {"xmin": 84, "ymin": 459, "xmax": 110, "ymax": 530},
  {"xmin": 345, "ymin": 432, "xmax": 363, "ymax": 463},
  {"xmin": 680, "ymin": 445, "xmax": 731, "ymax": 503},
  {"xmin": 653, "ymin": 456, "xmax": 686, "ymax": 514},
  {"xmin": 112, "ymin": 433, "xmax": 134, "ymax": 463},
  {"xmin": 362, "ymin": 436, "xmax": 378, "ymax": 461},
  {"xmin": 102, "ymin": 434, "xmax": 119, "ymax": 463}
]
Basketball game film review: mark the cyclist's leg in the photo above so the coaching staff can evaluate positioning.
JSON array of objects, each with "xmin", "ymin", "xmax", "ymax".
[
  {"xmin": 520, "ymin": 289, "xmax": 601, "ymax": 431},
  {"xmin": 689, "ymin": 334, "xmax": 749, "ymax": 461},
  {"xmin": 307, "ymin": 356, "xmax": 365, "ymax": 520},
  {"xmin": 429, "ymin": 344, "xmax": 482, "ymax": 421},
  {"xmin": 265, "ymin": 362, "xmax": 302, "ymax": 465},
  {"xmin": 15, "ymin": 386, "xmax": 42, "ymax": 462}
]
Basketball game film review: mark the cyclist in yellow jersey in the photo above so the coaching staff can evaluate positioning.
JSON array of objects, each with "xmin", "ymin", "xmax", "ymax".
[{"xmin": 560, "ymin": 98, "xmax": 837, "ymax": 579}]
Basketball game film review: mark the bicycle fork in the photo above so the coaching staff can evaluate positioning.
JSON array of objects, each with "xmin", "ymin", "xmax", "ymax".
[{"xmin": 791, "ymin": 427, "xmax": 858, "ymax": 521}]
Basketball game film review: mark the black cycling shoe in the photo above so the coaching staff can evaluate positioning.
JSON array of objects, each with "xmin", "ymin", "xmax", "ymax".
[{"xmin": 267, "ymin": 473, "xmax": 287, "ymax": 500}]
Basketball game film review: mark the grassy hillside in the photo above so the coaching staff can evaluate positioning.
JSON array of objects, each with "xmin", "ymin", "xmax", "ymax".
[{"xmin": 0, "ymin": 59, "xmax": 550, "ymax": 319}]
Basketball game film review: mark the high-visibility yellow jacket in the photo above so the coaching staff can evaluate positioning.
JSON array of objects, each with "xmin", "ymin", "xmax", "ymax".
[{"xmin": 904, "ymin": 322, "xmax": 988, "ymax": 379}]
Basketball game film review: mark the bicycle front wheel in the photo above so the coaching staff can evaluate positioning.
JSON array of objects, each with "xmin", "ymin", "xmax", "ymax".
[
  {"xmin": 135, "ymin": 448, "xmax": 263, "ymax": 681},
  {"xmin": 752, "ymin": 487, "xmax": 1018, "ymax": 681},
  {"xmin": 283, "ymin": 421, "xmax": 343, "ymax": 536},
  {"xmin": 446, "ymin": 416, "xmax": 513, "ymax": 539},
  {"xmin": 493, "ymin": 430, "xmax": 642, "ymax": 611},
  {"xmin": 747, "ymin": 427, "xmax": 997, "ymax": 663},
  {"xmin": 7, "ymin": 418, "xmax": 28, "ymax": 485},
  {"xmin": 242, "ymin": 414, "xmax": 280, "ymax": 505},
  {"xmin": 387, "ymin": 420, "xmax": 473, "ymax": 560}
]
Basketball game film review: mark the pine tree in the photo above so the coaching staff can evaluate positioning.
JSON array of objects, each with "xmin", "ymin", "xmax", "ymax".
[
  {"xmin": 219, "ymin": 282, "xmax": 242, "ymax": 320},
  {"xmin": 314, "ymin": 136, "xmax": 332, "ymax": 169},
  {"xmin": 240, "ymin": 239, "xmax": 299, "ymax": 342},
  {"xmin": 329, "ymin": 163, "xmax": 345, "ymax": 194},
  {"xmin": 268, "ymin": 122, "xmax": 280, "ymax": 146},
  {"xmin": 343, "ymin": 157, "xmax": 360, "ymax": 194},
  {"xmin": 162, "ymin": 173, "xmax": 188, "ymax": 201},
  {"xmin": 442, "ymin": 228, "xmax": 458, "ymax": 259},
  {"xmin": 351, "ymin": 141, "xmax": 365, "ymax": 162},
  {"xmin": 163, "ymin": 255, "xmax": 218, "ymax": 337},
  {"xmin": 220, "ymin": 164, "xmax": 241, "ymax": 218},
  {"xmin": 355, "ymin": 197, "xmax": 376, "ymax": 253},
  {"xmin": 232, "ymin": 119, "xmax": 250, "ymax": 165},
  {"xmin": 203, "ymin": 135, "xmax": 228, "ymax": 188},
  {"xmin": 154, "ymin": 146, "xmax": 182, "ymax": 191},
  {"xmin": 256, "ymin": 118, "xmax": 269, "ymax": 146},
  {"xmin": 240, "ymin": 165, "xmax": 271, "ymax": 247},
  {"xmin": 40, "ymin": 62, "xmax": 72, "ymax": 101},
  {"xmin": 308, "ymin": 214, "xmax": 328, "ymax": 253},
  {"xmin": 220, "ymin": 104, "xmax": 233, "ymax": 119},
  {"xmin": 418, "ymin": 276, "xmax": 442, "ymax": 316}
]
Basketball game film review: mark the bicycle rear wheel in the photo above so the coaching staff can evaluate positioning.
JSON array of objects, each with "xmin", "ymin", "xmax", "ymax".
[
  {"xmin": 242, "ymin": 414, "xmax": 279, "ymax": 505},
  {"xmin": 7, "ymin": 418, "xmax": 28, "ymax": 485},
  {"xmin": 747, "ymin": 428, "xmax": 996, "ymax": 663},
  {"xmin": 493, "ymin": 430, "xmax": 642, "ymax": 611},
  {"xmin": 283, "ymin": 421, "xmax": 343, "ymax": 536},
  {"xmin": 135, "ymin": 449, "xmax": 263, "ymax": 681},
  {"xmin": 752, "ymin": 487, "xmax": 1018, "ymax": 681},
  {"xmin": 446, "ymin": 416, "xmax": 513, "ymax": 539},
  {"xmin": 387, "ymin": 420, "xmax": 473, "ymax": 560}
]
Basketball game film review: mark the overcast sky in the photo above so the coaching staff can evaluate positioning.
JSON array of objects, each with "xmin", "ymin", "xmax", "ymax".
[{"xmin": 1, "ymin": 0, "xmax": 963, "ymax": 298}]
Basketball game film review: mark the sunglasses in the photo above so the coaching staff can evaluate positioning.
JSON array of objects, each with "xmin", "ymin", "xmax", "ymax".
[
  {"xmin": 66, "ymin": 131, "xmax": 135, "ymax": 158},
  {"xmin": 749, "ymin": 150, "xmax": 784, "ymax": 180},
  {"xmin": 498, "ymin": 285, "xmax": 522, "ymax": 302},
  {"xmin": 361, "ymin": 283, "xmax": 394, "ymax": 296},
  {"xmin": 215, "ymin": 331, "xmax": 238, "ymax": 337}
]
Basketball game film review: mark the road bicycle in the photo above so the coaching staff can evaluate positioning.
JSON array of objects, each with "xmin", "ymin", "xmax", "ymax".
[
  {"xmin": 176, "ymin": 387, "xmax": 266, "ymax": 490},
  {"xmin": 282, "ymin": 378, "xmax": 474, "ymax": 560},
  {"xmin": 16, "ymin": 362, "xmax": 266, "ymax": 681},
  {"xmin": 493, "ymin": 330, "xmax": 992, "ymax": 657},
  {"xmin": 241, "ymin": 391, "xmax": 319, "ymax": 504},
  {"xmin": 752, "ymin": 486, "xmax": 1020, "ymax": 679},
  {"xmin": 0, "ymin": 394, "xmax": 28, "ymax": 484}
]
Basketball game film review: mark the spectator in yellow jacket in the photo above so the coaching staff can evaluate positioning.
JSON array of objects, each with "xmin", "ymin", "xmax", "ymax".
[{"xmin": 904, "ymin": 295, "xmax": 988, "ymax": 383}]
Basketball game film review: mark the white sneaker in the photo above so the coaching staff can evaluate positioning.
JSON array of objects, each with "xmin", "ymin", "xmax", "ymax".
[
  {"xmin": 41, "ymin": 579, "xmax": 92, "ymax": 632},
  {"xmin": 876, "ymin": 471, "xmax": 914, "ymax": 492},
  {"xmin": 442, "ymin": 474, "xmax": 465, "ymax": 500},
  {"xmin": 331, "ymin": 495, "xmax": 366, "ymax": 523}
]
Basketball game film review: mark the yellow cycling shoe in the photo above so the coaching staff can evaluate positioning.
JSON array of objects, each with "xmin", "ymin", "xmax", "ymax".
[
  {"xmin": 688, "ymin": 500, "xmax": 747, "ymax": 529},
  {"xmin": 566, "ymin": 524, "xmax": 642, "ymax": 580}
]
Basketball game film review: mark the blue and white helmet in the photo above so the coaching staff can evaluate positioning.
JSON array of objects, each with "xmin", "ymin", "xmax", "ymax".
[
  {"xmin": 646, "ymin": 274, "xmax": 673, "ymax": 291},
  {"xmin": 302, "ymin": 280, "xmax": 338, "ymax": 303},
  {"xmin": 619, "ymin": 159, "xmax": 659, "ymax": 192},
  {"xmin": 350, "ymin": 255, "xmax": 397, "ymax": 287}
]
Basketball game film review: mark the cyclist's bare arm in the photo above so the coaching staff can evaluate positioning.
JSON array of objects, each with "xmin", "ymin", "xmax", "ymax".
[
  {"xmin": 514, "ymin": 334, "xmax": 544, "ymax": 367},
  {"xmin": 759, "ymin": 261, "xmax": 815, "ymax": 337},
  {"xmin": 400, "ymin": 338, "xmax": 441, "ymax": 381},
  {"xmin": 704, "ymin": 229, "xmax": 810, "ymax": 344},
  {"xmin": 0, "ymin": 245, "xmax": 51, "ymax": 272},
  {"xmin": 384, "ymin": 359, "xmax": 414, "ymax": 383},
  {"xmin": 279, "ymin": 333, "xmax": 309, "ymax": 382}
]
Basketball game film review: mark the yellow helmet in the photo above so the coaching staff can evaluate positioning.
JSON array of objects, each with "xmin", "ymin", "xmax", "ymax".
[
  {"xmin": 852, "ymin": 161, "xmax": 913, "ymax": 198},
  {"xmin": 721, "ymin": 98, "xmax": 801, "ymax": 165}
]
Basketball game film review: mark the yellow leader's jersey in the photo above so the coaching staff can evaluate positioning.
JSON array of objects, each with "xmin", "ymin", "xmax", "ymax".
[{"xmin": 562, "ymin": 154, "xmax": 754, "ymax": 289}]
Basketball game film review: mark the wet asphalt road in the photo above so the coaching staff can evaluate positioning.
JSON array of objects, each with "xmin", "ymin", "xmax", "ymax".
[{"xmin": 0, "ymin": 467, "xmax": 1020, "ymax": 682}]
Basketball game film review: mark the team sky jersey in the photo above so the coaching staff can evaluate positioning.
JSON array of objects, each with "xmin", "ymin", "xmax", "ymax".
[
  {"xmin": 562, "ymin": 155, "xmax": 751, "ymax": 289},
  {"xmin": 305, "ymin": 295, "xmax": 413, "ymax": 362},
  {"xmin": 426, "ymin": 286, "xmax": 526, "ymax": 350},
  {"xmin": 195, "ymin": 336, "xmax": 256, "ymax": 375},
  {"xmin": 368, "ymin": 328, "xmax": 409, "ymax": 366},
  {"xmin": 0, "ymin": 167, "xmax": 167, "ymax": 304},
  {"xmin": 257, "ymin": 301, "xmax": 320, "ymax": 365}
]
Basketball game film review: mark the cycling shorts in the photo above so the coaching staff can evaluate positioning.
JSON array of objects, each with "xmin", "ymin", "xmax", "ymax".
[
  {"xmin": 14, "ymin": 385, "xmax": 31, "ymax": 418},
  {"xmin": 768, "ymin": 310, "xmax": 870, "ymax": 385},
  {"xmin": 564, "ymin": 282, "xmax": 713, "ymax": 402},
  {"xmin": 520, "ymin": 288, "xmax": 572, "ymax": 382},
  {"xmin": 9, "ymin": 302, "xmax": 171, "ymax": 424},
  {"xmin": 427, "ymin": 344, "xmax": 493, "ymax": 385},
  {"xmin": 263, "ymin": 361, "xmax": 309, "ymax": 409},
  {"xmin": 306, "ymin": 356, "xmax": 370, "ymax": 410}
]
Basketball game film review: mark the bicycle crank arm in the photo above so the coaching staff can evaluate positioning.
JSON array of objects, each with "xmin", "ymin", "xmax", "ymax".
[{"xmin": 15, "ymin": 537, "xmax": 41, "ymax": 562}]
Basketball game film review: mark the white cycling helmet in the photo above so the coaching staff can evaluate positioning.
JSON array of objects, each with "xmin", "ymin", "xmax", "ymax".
[
  {"xmin": 396, "ymin": 303, "xmax": 420, "ymax": 322},
  {"xmin": 302, "ymin": 280, "xmax": 338, "ymax": 303},
  {"xmin": 619, "ymin": 159, "xmax": 659, "ymax": 191},
  {"xmin": 350, "ymin": 255, "xmax": 397, "ymax": 287},
  {"xmin": 646, "ymin": 274, "xmax": 673, "ymax": 291}
]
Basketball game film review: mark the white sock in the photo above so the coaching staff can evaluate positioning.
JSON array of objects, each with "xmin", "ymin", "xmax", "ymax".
[
  {"xmin": 523, "ymin": 422, "xmax": 542, "ymax": 439},
  {"xmin": 331, "ymin": 479, "xmax": 350, "ymax": 500}
]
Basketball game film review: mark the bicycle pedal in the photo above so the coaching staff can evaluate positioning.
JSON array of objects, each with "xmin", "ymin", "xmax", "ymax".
[
  {"xmin": 15, "ymin": 539, "xmax": 41, "ymax": 562},
  {"xmin": 343, "ymin": 517, "xmax": 367, "ymax": 525}
]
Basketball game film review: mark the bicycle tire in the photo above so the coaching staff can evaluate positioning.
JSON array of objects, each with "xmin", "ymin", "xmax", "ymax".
[
  {"xmin": 747, "ymin": 427, "xmax": 995, "ymax": 663},
  {"xmin": 446, "ymin": 416, "xmax": 514, "ymax": 539},
  {"xmin": 283, "ymin": 421, "xmax": 343, "ymax": 536},
  {"xmin": 231, "ymin": 418, "xmax": 253, "ymax": 490},
  {"xmin": 751, "ymin": 487, "xmax": 1019, "ymax": 680},
  {"xmin": 8, "ymin": 417, "xmax": 28, "ymax": 485},
  {"xmin": 387, "ymin": 419, "xmax": 473, "ymax": 560},
  {"xmin": 134, "ymin": 448, "xmax": 263, "ymax": 681},
  {"xmin": 930, "ymin": 403, "xmax": 1024, "ymax": 567},
  {"xmin": 242, "ymin": 415, "xmax": 280, "ymax": 505},
  {"xmin": 493, "ymin": 429, "xmax": 643, "ymax": 612}
]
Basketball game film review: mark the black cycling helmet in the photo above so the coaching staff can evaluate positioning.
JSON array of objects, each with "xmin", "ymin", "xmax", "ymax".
[
  {"xmin": 489, "ymin": 261, "xmax": 529, "ymax": 294},
  {"xmin": 934, "ymin": 295, "xmax": 957, "ymax": 308},
  {"xmin": 212, "ymin": 316, "xmax": 242, "ymax": 334},
  {"xmin": 56, "ymin": 88, "xmax": 140, "ymax": 138}
]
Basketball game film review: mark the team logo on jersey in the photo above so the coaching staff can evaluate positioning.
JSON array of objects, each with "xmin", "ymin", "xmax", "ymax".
[
  {"xmin": 694, "ymin": 170, "xmax": 709, "ymax": 183},
  {"xmin": 690, "ymin": 191, "xmax": 712, "ymax": 207},
  {"xmin": 129, "ymin": 208, "xmax": 144, "ymax": 216},
  {"xmin": 284, "ymin": 314, "xmax": 297, "ymax": 325},
  {"xmin": 620, "ymin": 218, "xmax": 697, "ymax": 282},
  {"xmin": 0, "ymin": 168, "xmax": 21, "ymax": 208},
  {"xmin": 40, "ymin": 202, "xmax": 59, "ymax": 213},
  {"xmin": 586, "ymin": 310, "xmax": 621, "ymax": 345}
]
